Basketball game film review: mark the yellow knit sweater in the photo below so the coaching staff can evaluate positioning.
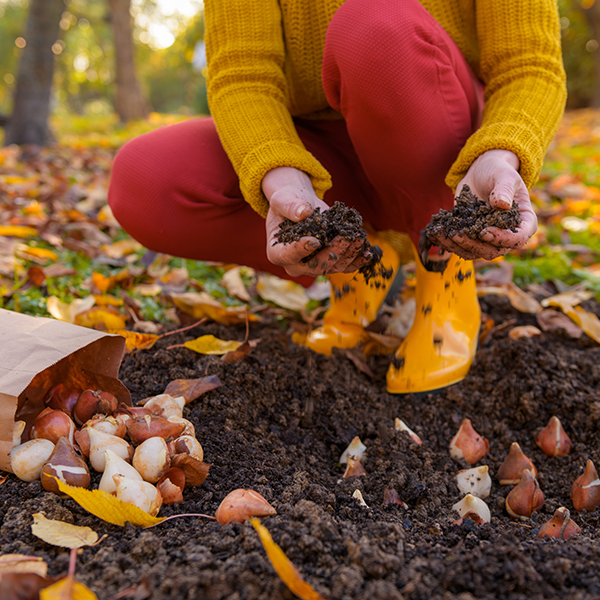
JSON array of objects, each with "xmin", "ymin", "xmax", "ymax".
[{"xmin": 205, "ymin": 0, "xmax": 566, "ymax": 219}]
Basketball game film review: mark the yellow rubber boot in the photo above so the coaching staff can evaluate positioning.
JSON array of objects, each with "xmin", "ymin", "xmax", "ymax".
[
  {"xmin": 303, "ymin": 236, "xmax": 400, "ymax": 355},
  {"xmin": 386, "ymin": 247, "xmax": 480, "ymax": 394}
]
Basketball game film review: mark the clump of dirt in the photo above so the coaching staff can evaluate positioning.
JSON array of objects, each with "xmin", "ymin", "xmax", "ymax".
[
  {"xmin": 419, "ymin": 185, "xmax": 521, "ymax": 259},
  {"xmin": 275, "ymin": 201, "xmax": 393, "ymax": 283}
]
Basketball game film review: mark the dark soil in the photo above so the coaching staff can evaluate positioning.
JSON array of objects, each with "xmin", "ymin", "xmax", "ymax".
[
  {"xmin": 275, "ymin": 202, "xmax": 393, "ymax": 283},
  {"xmin": 1, "ymin": 295, "xmax": 600, "ymax": 600},
  {"xmin": 420, "ymin": 186, "xmax": 522, "ymax": 262}
]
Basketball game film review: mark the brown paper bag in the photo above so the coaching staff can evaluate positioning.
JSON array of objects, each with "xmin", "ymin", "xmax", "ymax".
[{"xmin": 0, "ymin": 308, "xmax": 131, "ymax": 472}]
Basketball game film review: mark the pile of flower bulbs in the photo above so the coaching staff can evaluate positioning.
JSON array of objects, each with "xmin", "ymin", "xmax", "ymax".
[{"xmin": 10, "ymin": 384, "xmax": 206, "ymax": 516}]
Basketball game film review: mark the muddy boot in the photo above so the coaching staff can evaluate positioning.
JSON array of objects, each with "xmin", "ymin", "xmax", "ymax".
[
  {"xmin": 303, "ymin": 236, "xmax": 400, "ymax": 355},
  {"xmin": 386, "ymin": 247, "xmax": 480, "ymax": 393}
]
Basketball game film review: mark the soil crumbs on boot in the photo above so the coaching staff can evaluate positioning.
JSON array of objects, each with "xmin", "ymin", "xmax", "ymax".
[
  {"xmin": 419, "ymin": 185, "xmax": 521, "ymax": 258},
  {"xmin": 275, "ymin": 201, "xmax": 392, "ymax": 283}
]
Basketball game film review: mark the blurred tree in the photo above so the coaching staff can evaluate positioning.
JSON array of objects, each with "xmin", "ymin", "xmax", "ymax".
[
  {"xmin": 3, "ymin": 0, "xmax": 65, "ymax": 145},
  {"xmin": 0, "ymin": 1, "xmax": 29, "ymax": 115},
  {"xmin": 107, "ymin": 0, "xmax": 149, "ymax": 120},
  {"xmin": 571, "ymin": 0, "xmax": 600, "ymax": 106}
]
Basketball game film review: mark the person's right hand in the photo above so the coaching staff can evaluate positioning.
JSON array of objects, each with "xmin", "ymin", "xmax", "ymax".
[{"xmin": 262, "ymin": 167, "xmax": 370, "ymax": 278}]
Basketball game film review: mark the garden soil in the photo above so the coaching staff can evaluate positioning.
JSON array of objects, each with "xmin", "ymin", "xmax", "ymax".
[{"xmin": 1, "ymin": 295, "xmax": 599, "ymax": 600}]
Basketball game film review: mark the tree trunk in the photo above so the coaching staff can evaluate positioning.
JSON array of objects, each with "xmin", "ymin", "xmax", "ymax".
[
  {"xmin": 107, "ymin": 0, "xmax": 150, "ymax": 121},
  {"xmin": 573, "ymin": 0, "xmax": 600, "ymax": 107},
  {"xmin": 3, "ymin": 0, "xmax": 64, "ymax": 146}
]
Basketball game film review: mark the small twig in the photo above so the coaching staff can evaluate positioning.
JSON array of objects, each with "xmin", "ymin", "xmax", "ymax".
[
  {"xmin": 559, "ymin": 508, "xmax": 571, "ymax": 540},
  {"xmin": 165, "ymin": 343, "xmax": 185, "ymax": 350},
  {"xmin": 145, "ymin": 513, "xmax": 217, "ymax": 528},
  {"xmin": 159, "ymin": 319, "xmax": 206, "ymax": 339}
]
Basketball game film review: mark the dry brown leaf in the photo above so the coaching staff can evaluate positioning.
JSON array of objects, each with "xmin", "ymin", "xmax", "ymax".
[
  {"xmin": 508, "ymin": 325, "xmax": 542, "ymax": 340},
  {"xmin": 222, "ymin": 342, "xmax": 251, "ymax": 363},
  {"xmin": 362, "ymin": 331, "xmax": 402, "ymax": 355},
  {"xmin": 536, "ymin": 309, "xmax": 583, "ymax": 338},
  {"xmin": 563, "ymin": 306, "xmax": 600, "ymax": 344},
  {"xmin": 475, "ymin": 261, "xmax": 514, "ymax": 286},
  {"xmin": 170, "ymin": 454, "xmax": 210, "ymax": 486},
  {"xmin": 31, "ymin": 514, "xmax": 101, "ymax": 549},
  {"xmin": 505, "ymin": 282, "xmax": 543, "ymax": 314},
  {"xmin": 0, "ymin": 554, "xmax": 47, "ymax": 576},
  {"xmin": 222, "ymin": 266, "xmax": 251, "ymax": 302},
  {"xmin": 101, "ymin": 239, "xmax": 143, "ymax": 259},
  {"xmin": 164, "ymin": 376, "xmax": 222, "ymax": 404},
  {"xmin": 171, "ymin": 291, "xmax": 258, "ymax": 325},
  {"xmin": 256, "ymin": 273, "xmax": 309, "ymax": 311},
  {"xmin": 345, "ymin": 351, "xmax": 374, "ymax": 378},
  {"xmin": 43, "ymin": 264, "xmax": 77, "ymax": 278},
  {"xmin": 541, "ymin": 289, "xmax": 594, "ymax": 312},
  {"xmin": 251, "ymin": 518, "xmax": 324, "ymax": 600},
  {"xmin": 0, "ymin": 572, "xmax": 57, "ymax": 599}
]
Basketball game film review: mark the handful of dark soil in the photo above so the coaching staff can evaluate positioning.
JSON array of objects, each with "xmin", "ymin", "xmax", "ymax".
[
  {"xmin": 419, "ymin": 185, "xmax": 521, "ymax": 260},
  {"xmin": 274, "ymin": 201, "xmax": 393, "ymax": 282}
]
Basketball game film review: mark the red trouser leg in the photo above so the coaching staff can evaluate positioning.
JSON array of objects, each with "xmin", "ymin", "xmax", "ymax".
[{"xmin": 322, "ymin": 0, "xmax": 484, "ymax": 247}]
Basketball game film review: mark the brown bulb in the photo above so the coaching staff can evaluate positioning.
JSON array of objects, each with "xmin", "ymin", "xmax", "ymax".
[
  {"xmin": 215, "ymin": 489, "xmax": 276, "ymax": 525},
  {"xmin": 449, "ymin": 418, "xmax": 489, "ymax": 465},
  {"xmin": 571, "ymin": 459, "xmax": 600, "ymax": 512},
  {"xmin": 31, "ymin": 408, "xmax": 76, "ymax": 445},
  {"xmin": 43, "ymin": 384, "xmax": 81, "ymax": 416},
  {"xmin": 505, "ymin": 469, "xmax": 544, "ymax": 519},
  {"xmin": 73, "ymin": 390, "xmax": 118, "ymax": 426},
  {"xmin": 127, "ymin": 415, "xmax": 186, "ymax": 445},
  {"xmin": 538, "ymin": 507, "xmax": 580, "ymax": 540},
  {"xmin": 536, "ymin": 416, "xmax": 571, "ymax": 457},
  {"xmin": 497, "ymin": 442, "xmax": 537, "ymax": 485},
  {"xmin": 41, "ymin": 437, "xmax": 90, "ymax": 494}
]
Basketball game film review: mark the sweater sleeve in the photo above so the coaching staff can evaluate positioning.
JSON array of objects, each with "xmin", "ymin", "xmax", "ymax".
[
  {"xmin": 204, "ymin": 0, "xmax": 332, "ymax": 218},
  {"xmin": 445, "ymin": 0, "xmax": 567, "ymax": 192}
]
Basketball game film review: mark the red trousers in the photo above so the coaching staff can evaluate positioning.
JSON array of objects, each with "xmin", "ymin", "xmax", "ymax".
[{"xmin": 108, "ymin": 0, "xmax": 483, "ymax": 285}]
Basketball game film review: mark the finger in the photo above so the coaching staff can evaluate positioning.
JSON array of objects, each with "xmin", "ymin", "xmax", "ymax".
[
  {"xmin": 343, "ymin": 254, "xmax": 370, "ymax": 273},
  {"xmin": 447, "ymin": 234, "xmax": 511, "ymax": 260},
  {"xmin": 269, "ymin": 191, "xmax": 314, "ymax": 222},
  {"xmin": 433, "ymin": 236, "xmax": 480, "ymax": 260},
  {"xmin": 331, "ymin": 238, "xmax": 366, "ymax": 272},
  {"xmin": 267, "ymin": 235, "xmax": 321, "ymax": 266},
  {"xmin": 488, "ymin": 169, "xmax": 523, "ymax": 210}
]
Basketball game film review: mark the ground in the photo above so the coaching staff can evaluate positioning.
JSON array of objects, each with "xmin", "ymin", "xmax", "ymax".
[{"xmin": 1, "ymin": 293, "xmax": 599, "ymax": 600}]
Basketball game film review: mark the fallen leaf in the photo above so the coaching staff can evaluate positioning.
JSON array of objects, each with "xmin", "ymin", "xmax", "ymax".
[
  {"xmin": 222, "ymin": 342, "xmax": 251, "ymax": 363},
  {"xmin": 541, "ymin": 289, "xmax": 594, "ymax": 312},
  {"xmin": 0, "ymin": 554, "xmax": 47, "ymax": 576},
  {"xmin": 222, "ymin": 266, "xmax": 251, "ymax": 302},
  {"xmin": 536, "ymin": 309, "xmax": 583, "ymax": 338},
  {"xmin": 101, "ymin": 239, "xmax": 143, "ymax": 259},
  {"xmin": 41, "ymin": 576, "xmax": 98, "ymax": 600},
  {"xmin": 47, "ymin": 295, "xmax": 96, "ymax": 324},
  {"xmin": 183, "ymin": 334, "xmax": 243, "ymax": 355},
  {"xmin": 508, "ymin": 325, "xmax": 542, "ymax": 340},
  {"xmin": 74, "ymin": 307, "xmax": 127, "ymax": 330},
  {"xmin": 171, "ymin": 291, "xmax": 259, "ymax": 325},
  {"xmin": 54, "ymin": 477, "xmax": 166, "ymax": 527},
  {"xmin": 91, "ymin": 271, "xmax": 116, "ymax": 294},
  {"xmin": 16, "ymin": 245, "xmax": 59, "ymax": 264},
  {"xmin": 0, "ymin": 573, "xmax": 57, "ymax": 599},
  {"xmin": 170, "ymin": 454, "xmax": 210, "ymax": 486},
  {"xmin": 478, "ymin": 317, "xmax": 495, "ymax": 345},
  {"xmin": 563, "ymin": 306, "xmax": 600, "ymax": 344},
  {"xmin": 506, "ymin": 283, "xmax": 542, "ymax": 314},
  {"xmin": 256, "ymin": 274, "xmax": 309, "ymax": 311},
  {"xmin": 362, "ymin": 331, "xmax": 402, "ymax": 355},
  {"xmin": 44, "ymin": 264, "xmax": 77, "ymax": 278},
  {"xmin": 345, "ymin": 351, "xmax": 374, "ymax": 378},
  {"xmin": 0, "ymin": 225, "xmax": 37, "ymax": 238},
  {"xmin": 108, "ymin": 329, "xmax": 159, "ymax": 353},
  {"xmin": 133, "ymin": 283, "xmax": 163, "ymax": 297},
  {"xmin": 31, "ymin": 514, "xmax": 101, "ymax": 549},
  {"xmin": 250, "ymin": 518, "xmax": 324, "ymax": 600},
  {"xmin": 164, "ymin": 376, "xmax": 222, "ymax": 404},
  {"xmin": 27, "ymin": 266, "xmax": 46, "ymax": 286},
  {"xmin": 475, "ymin": 261, "xmax": 514, "ymax": 286}
]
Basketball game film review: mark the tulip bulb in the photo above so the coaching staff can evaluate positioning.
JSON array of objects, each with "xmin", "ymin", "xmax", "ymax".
[
  {"xmin": 12, "ymin": 421, "xmax": 26, "ymax": 448},
  {"xmin": 455, "ymin": 466, "xmax": 492, "ymax": 498},
  {"xmin": 536, "ymin": 416, "xmax": 572, "ymax": 457},
  {"xmin": 352, "ymin": 489, "xmax": 369, "ymax": 508},
  {"xmin": 43, "ymin": 383, "xmax": 81, "ymax": 415},
  {"xmin": 99, "ymin": 449, "xmax": 143, "ymax": 494},
  {"xmin": 339, "ymin": 436, "xmax": 367, "ymax": 464},
  {"xmin": 10, "ymin": 439, "xmax": 55, "ymax": 482},
  {"xmin": 383, "ymin": 488, "xmax": 408, "ymax": 508},
  {"xmin": 83, "ymin": 414, "xmax": 127, "ymax": 439},
  {"xmin": 215, "ymin": 489, "xmax": 276, "ymax": 525},
  {"xmin": 570, "ymin": 459, "xmax": 600, "ymax": 512},
  {"xmin": 133, "ymin": 437, "xmax": 170, "ymax": 483},
  {"xmin": 73, "ymin": 389, "xmax": 118, "ymax": 426},
  {"xmin": 172, "ymin": 435, "xmax": 203, "ymax": 462},
  {"xmin": 537, "ymin": 507, "xmax": 580, "ymax": 540},
  {"xmin": 394, "ymin": 418, "xmax": 422, "ymax": 444},
  {"xmin": 127, "ymin": 415, "xmax": 186, "ymax": 446},
  {"xmin": 87, "ymin": 428, "xmax": 132, "ymax": 472},
  {"xmin": 449, "ymin": 419, "xmax": 489, "ymax": 465},
  {"xmin": 113, "ymin": 475, "xmax": 162, "ymax": 516},
  {"xmin": 157, "ymin": 468, "xmax": 185, "ymax": 505},
  {"xmin": 452, "ymin": 494, "xmax": 491, "ymax": 523},
  {"xmin": 343, "ymin": 455, "xmax": 366, "ymax": 478},
  {"xmin": 497, "ymin": 442, "xmax": 537, "ymax": 485},
  {"xmin": 41, "ymin": 437, "xmax": 90, "ymax": 493},
  {"xmin": 142, "ymin": 394, "xmax": 184, "ymax": 419},
  {"xmin": 505, "ymin": 469, "xmax": 544, "ymax": 519},
  {"xmin": 30, "ymin": 408, "xmax": 75, "ymax": 445},
  {"xmin": 167, "ymin": 416, "xmax": 195, "ymax": 438}
]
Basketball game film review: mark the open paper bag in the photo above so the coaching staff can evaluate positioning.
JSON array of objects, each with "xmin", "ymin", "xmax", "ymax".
[{"xmin": 0, "ymin": 308, "xmax": 131, "ymax": 472}]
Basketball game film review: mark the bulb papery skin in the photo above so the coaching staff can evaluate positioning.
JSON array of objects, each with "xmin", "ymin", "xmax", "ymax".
[
  {"xmin": 571, "ymin": 459, "xmax": 600, "ymax": 512},
  {"xmin": 536, "ymin": 416, "xmax": 572, "ymax": 457},
  {"xmin": 215, "ymin": 489, "xmax": 276, "ymax": 524},
  {"xmin": 449, "ymin": 419, "xmax": 489, "ymax": 465},
  {"xmin": 87, "ymin": 428, "xmax": 131, "ymax": 472},
  {"xmin": 143, "ymin": 394, "xmax": 184, "ymax": 419},
  {"xmin": 83, "ymin": 414, "xmax": 126, "ymax": 439},
  {"xmin": 455, "ymin": 466, "xmax": 492, "ymax": 498},
  {"xmin": 452, "ymin": 494, "xmax": 491, "ymax": 523},
  {"xmin": 394, "ymin": 418, "xmax": 422, "ymax": 444},
  {"xmin": 113, "ymin": 475, "xmax": 162, "ymax": 516},
  {"xmin": 167, "ymin": 416, "xmax": 195, "ymax": 438},
  {"xmin": 133, "ymin": 437, "xmax": 170, "ymax": 483},
  {"xmin": 157, "ymin": 477, "xmax": 184, "ymax": 505},
  {"xmin": 12, "ymin": 420, "xmax": 26, "ymax": 448},
  {"xmin": 10, "ymin": 439, "xmax": 55, "ymax": 482},
  {"xmin": 352, "ymin": 489, "xmax": 369, "ymax": 508},
  {"xmin": 340, "ymin": 436, "xmax": 367, "ymax": 464},
  {"xmin": 505, "ymin": 469, "xmax": 545, "ymax": 519},
  {"xmin": 173, "ymin": 435, "xmax": 204, "ymax": 462},
  {"xmin": 99, "ymin": 449, "xmax": 143, "ymax": 494},
  {"xmin": 497, "ymin": 442, "xmax": 537, "ymax": 485},
  {"xmin": 343, "ymin": 455, "xmax": 367, "ymax": 478}
]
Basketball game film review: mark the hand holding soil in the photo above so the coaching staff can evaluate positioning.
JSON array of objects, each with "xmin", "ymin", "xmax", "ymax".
[{"xmin": 424, "ymin": 150, "xmax": 538, "ymax": 261}]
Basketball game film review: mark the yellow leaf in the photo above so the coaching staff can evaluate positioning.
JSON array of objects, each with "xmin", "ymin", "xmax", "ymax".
[
  {"xmin": 31, "ymin": 514, "xmax": 100, "ymax": 549},
  {"xmin": 171, "ymin": 291, "xmax": 259, "ymax": 325},
  {"xmin": 250, "ymin": 518, "xmax": 324, "ymax": 600},
  {"xmin": 101, "ymin": 239, "xmax": 143, "ymax": 259},
  {"xmin": 15, "ymin": 245, "xmax": 58, "ymax": 263},
  {"xmin": 133, "ymin": 283, "xmax": 163, "ymax": 296},
  {"xmin": 108, "ymin": 329, "xmax": 159, "ymax": 352},
  {"xmin": 97, "ymin": 204, "xmax": 121, "ymax": 228},
  {"xmin": 54, "ymin": 477, "xmax": 166, "ymax": 527},
  {"xmin": 93, "ymin": 294, "xmax": 123, "ymax": 307},
  {"xmin": 257, "ymin": 274, "xmax": 309, "ymax": 311},
  {"xmin": 222, "ymin": 266, "xmax": 251, "ymax": 302},
  {"xmin": 47, "ymin": 295, "xmax": 96, "ymax": 324},
  {"xmin": 505, "ymin": 282, "xmax": 542, "ymax": 314},
  {"xmin": 92, "ymin": 271, "xmax": 115, "ymax": 294},
  {"xmin": 184, "ymin": 334, "xmax": 243, "ymax": 355},
  {"xmin": 0, "ymin": 225, "xmax": 37, "ymax": 238},
  {"xmin": 0, "ymin": 554, "xmax": 47, "ymax": 577},
  {"xmin": 74, "ymin": 307, "xmax": 127, "ymax": 330},
  {"xmin": 41, "ymin": 576, "xmax": 99, "ymax": 600},
  {"xmin": 564, "ymin": 306, "xmax": 600, "ymax": 344},
  {"xmin": 541, "ymin": 289, "xmax": 594, "ymax": 312}
]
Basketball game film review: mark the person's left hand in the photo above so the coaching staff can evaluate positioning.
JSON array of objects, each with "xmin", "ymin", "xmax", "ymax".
[{"xmin": 431, "ymin": 149, "xmax": 538, "ymax": 260}]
